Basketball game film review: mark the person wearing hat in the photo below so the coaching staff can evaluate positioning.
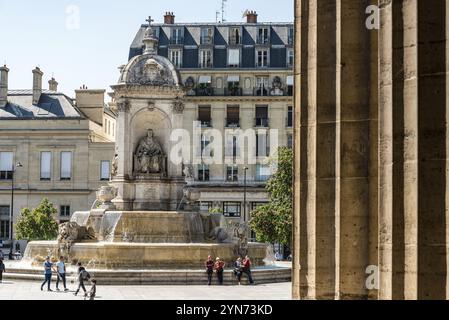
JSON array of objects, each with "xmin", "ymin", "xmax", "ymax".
[
  {"xmin": 40, "ymin": 256, "xmax": 54, "ymax": 292},
  {"xmin": 214, "ymin": 257, "xmax": 226, "ymax": 285}
]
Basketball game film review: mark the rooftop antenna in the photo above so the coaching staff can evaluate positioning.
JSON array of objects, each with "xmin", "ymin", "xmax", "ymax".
[
  {"xmin": 221, "ymin": 0, "xmax": 227, "ymax": 23},
  {"xmin": 216, "ymin": 10, "xmax": 220, "ymax": 23}
]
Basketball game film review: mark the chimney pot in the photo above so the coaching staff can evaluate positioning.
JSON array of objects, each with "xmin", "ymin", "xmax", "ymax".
[
  {"xmin": 32, "ymin": 67, "xmax": 44, "ymax": 105},
  {"xmin": 0, "ymin": 65, "xmax": 9, "ymax": 108},
  {"xmin": 164, "ymin": 11, "xmax": 175, "ymax": 24},
  {"xmin": 48, "ymin": 77, "xmax": 59, "ymax": 92},
  {"xmin": 246, "ymin": 10, "xmax": 258, "ymax": 23}
]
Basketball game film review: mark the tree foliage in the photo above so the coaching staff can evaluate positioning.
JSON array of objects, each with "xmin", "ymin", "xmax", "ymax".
[
  {"xmin": 250, "ymin": 147, "xmax": 293, "ymax": 246},
  {"xmin": 15, "ymin": 198, "xmax": 59, "ymax": 241}
]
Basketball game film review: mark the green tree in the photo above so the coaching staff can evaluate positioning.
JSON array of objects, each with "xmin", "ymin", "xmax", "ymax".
[
  {"xmin": 15, "ymin": 198, "xmax": 59, "ymax": 241},
  {"xmin": 250, "ymin": 147, "xmax": 293, "ymax": 246}
]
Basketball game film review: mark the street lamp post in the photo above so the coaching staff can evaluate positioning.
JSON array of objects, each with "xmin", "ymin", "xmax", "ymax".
[
  {"xmin": 9, "ymin": 162, "xmax": 23, "ymax": 259},
  {"xmin": 243, "ymin": 167, "xmax": 249, "ymax": 223}
]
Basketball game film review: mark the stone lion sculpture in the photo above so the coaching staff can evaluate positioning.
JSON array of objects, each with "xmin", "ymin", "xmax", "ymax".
[{"xmin": 58, "ymin": 222, "xmax": 96, "ymax": 243}]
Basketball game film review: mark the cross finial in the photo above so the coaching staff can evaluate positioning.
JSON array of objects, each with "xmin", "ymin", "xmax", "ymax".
[{"xmin": 146, "ymin": 16, "xmax": 154, "ymax": 25}]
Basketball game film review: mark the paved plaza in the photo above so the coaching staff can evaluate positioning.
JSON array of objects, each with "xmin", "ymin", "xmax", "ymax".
[{"xmin": 0, "ymin": 280, "xmax": 292, "ymax": 300}]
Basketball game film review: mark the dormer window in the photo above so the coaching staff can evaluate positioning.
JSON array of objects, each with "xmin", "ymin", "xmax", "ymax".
[
  {"xmin": 256, "ymin": 49, "xmax": 269, "ymax": 68},
  {"xmin": 288, "ymin": 27, "xmax": 294, "ymax": 45},
  {"xmin": 287, "ymin": 48, "xmax": 294, "ymax": 67},
  {"xmin": 201, "ymin": 27, "xmax": 214, "ymax": 45},
  {"xmin": 169, "ymin": 49, "xmax": 183, "ymax": 68},
  {"xmin": 228, "ymin": 49, "xmax": 240, "ymax": 68},
  {"xmin": 229, "ymin": 27, "xmax": 241, "ymax": 45},
  {"xmin": 199, "ymin": 49, "xmax": 213, "ymax": 68},
  {"xmin": 170, "ymin": 28, "xmax": 183, "ymax": 45},
  {"xmin": 257, "ymin": 27, "xmax": 269, "ymax": 44}
]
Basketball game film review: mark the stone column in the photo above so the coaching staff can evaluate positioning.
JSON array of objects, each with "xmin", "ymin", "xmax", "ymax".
[
  {"xmin": 112, "ymin": 99, "xmax": 133, "ymax": 211},
  {"xmin": 337, "ymin": 0, "xmax": 372, "ymax": 300},
  {"xmin": 378, "ymin": 0, "xmax": 448, "ymax": 300},
  {"xmin": 115, "ymin": 100, "xmax": 131, "ymax": 179},
  {"xmin": 293, "ymin": 0, "xmax": 373, "ymax": 300},
  {"xmin": 416, "ymin": 0, "xmax": 447, "ymax": 300},
  {"xmin": 292, "ymin": 0, "xmax": 301, "ymax": 301}
]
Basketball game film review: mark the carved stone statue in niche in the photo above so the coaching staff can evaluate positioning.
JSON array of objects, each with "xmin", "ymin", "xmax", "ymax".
[
  {"xmin": 111, "ymin": 154, "xmax": 118, "ymax": 177},
  {"xmin": 134, "ymin": 129, "xmax": 165, "ymax": 174},
  {"xmin": 270, "ymin": 76, "xmax": 284, "ymax": 96}
]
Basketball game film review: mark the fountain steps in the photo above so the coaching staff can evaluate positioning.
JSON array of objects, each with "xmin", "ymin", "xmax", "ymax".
[{"xmin": 3, "ymin": 267, "xmax": 291, "ymax": 285}]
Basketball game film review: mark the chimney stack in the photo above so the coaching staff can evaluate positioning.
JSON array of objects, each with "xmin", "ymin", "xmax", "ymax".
[
  {"xmin": 0, "ymin": 65, "xmax": 9, "ymax": 108},
  {"xmin": 246, "ymin": 10, "xmax": 258, "ymax": 23},
  {"xmin": 48, "ymin": 77, "xmax": 58, "ymax": 92},
  {"xmin": 164, "ymin": 12, "xmax": 175, "ymax": 24},
  {"xmin": 75, "ymin": 88, "xmax": 106, "ymax": 125},
  {"xmin": 32, "ymin": 67, "xmax": 43, "ymax": 105}
]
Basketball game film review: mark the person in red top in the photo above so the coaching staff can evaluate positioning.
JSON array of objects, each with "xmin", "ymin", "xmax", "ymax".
[
  {"xmin": 205, "ymin": 255, "xmax": 214, "ymax": 285},
  {"xmin": 214, "ymin": 257, "xmax": 226, "ymax": 285},
  {"xmin": 242, "ymin": 255, "xmax": 255, "ymax": 285}
]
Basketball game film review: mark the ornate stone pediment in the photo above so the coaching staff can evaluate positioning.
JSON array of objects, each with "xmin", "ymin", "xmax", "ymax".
[{"xmin": 120, "ymin": 55, "xmax": 180, "ymax": 87}]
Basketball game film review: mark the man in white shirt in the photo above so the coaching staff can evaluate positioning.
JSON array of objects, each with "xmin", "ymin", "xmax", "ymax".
[{"xmin": 56, "ymin": 256, "xmax": 69, "ymax": 291}]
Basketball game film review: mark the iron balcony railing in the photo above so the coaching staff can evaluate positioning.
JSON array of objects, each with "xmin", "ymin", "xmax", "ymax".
[
  {"xmin": 224, "ymin": 87, "xmax": 243, "ymax": 96},
  {"xmin": 196, "ymin": 87, "xmax": 214, "ymax": 96}
]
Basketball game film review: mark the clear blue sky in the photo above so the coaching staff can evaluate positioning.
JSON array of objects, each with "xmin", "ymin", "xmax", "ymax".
[{"xmin": 0, "ymin": 0, "xmax": 293, "ymax": 96}]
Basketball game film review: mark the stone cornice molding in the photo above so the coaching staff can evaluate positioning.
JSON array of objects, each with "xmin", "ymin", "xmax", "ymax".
[
  {"xmin": 184, "ymin": 96, "xmax": 293, "ymax": 103},
  {"xmin": 111, "ymin": 84, "xmax": 185, "ymax": 99}
]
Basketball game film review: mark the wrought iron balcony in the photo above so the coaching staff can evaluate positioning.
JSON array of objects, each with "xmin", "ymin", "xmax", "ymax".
[
  {"xmin": 224, "ymin": 87, "xmax": 243, "ymax": 96},
  {"xmin": 196, "ymin": 87, "xmax": 214, "ymax": 96}
]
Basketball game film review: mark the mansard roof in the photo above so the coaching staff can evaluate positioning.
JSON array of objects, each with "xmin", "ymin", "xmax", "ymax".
[{"xmin": 0, "ymin": 90, "xmax": 84, "ymax": 119}]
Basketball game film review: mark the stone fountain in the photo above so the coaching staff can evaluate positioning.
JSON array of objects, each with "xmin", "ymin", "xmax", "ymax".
[
  {"xmin": 13, "ymin": 19, "xmax": 289, "ymax": 284},
  {"xmin": 23, "ymin": 184, "xmax": 267, "ymax": 270}
]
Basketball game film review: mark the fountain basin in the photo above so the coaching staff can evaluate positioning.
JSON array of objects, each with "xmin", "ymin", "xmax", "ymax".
[
  {"xmin": 73, "ymin": 211, "xmax": 206, "ymax": 243},
  {"xmin": 24, "ymin": 241, "xmax": 268, "ymax": 269}
]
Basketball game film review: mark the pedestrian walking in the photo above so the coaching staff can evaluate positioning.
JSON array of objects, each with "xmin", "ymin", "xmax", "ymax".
[
  {"xmin": 214, "ymin": 257, "xmax": 225, "ymax": 285},
  {"xmin": 74, "ymin": 262, "xmax": 90, "ymax": 296},
  {"xmin": 55, "ymin": 256, "xmax": 68, "ymax": 291},
  {"xmin": 84, "ymin": 279, "xmax": 97, "ymax": 301},
  {"xmin": 0, "ymin": 258, "xmax": 5, "ymax": 283},
  {"xmin": 205, "ymin": 255, "xmax": 214, "ymax": 285},
  {"xmin": 242, "ymin": 255, "xmax": 255, "ymax": 285},
  {"xmin": 233, "ymin": 257, "xmax": 243, "ymax": 285},
  {"xmin": 40, "ymin": 256, "xmax": 54, "ymax": 291}
]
